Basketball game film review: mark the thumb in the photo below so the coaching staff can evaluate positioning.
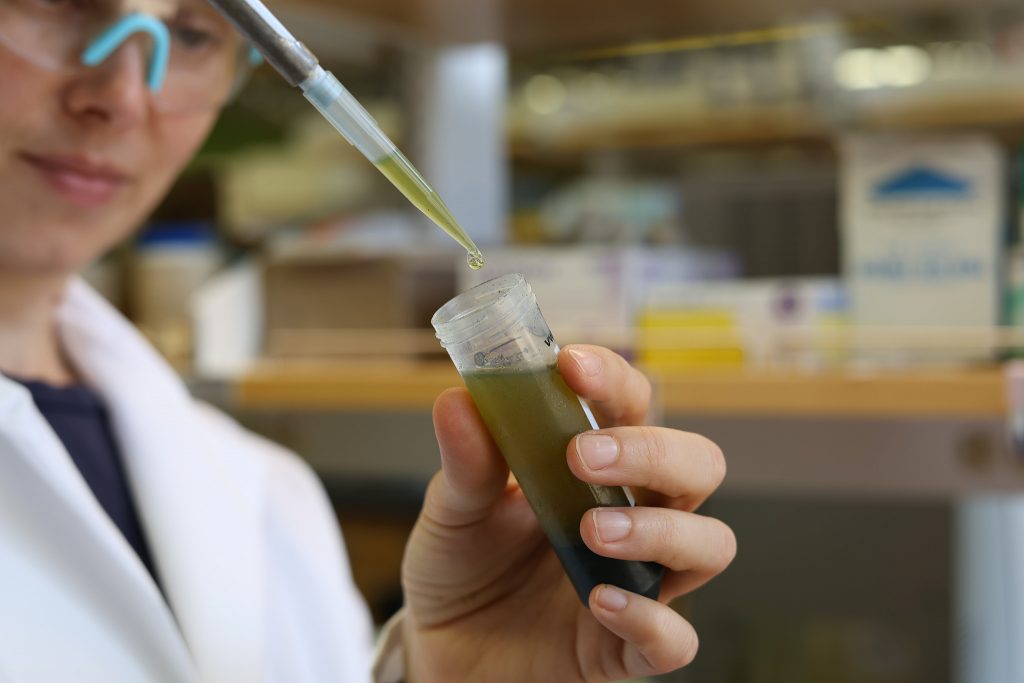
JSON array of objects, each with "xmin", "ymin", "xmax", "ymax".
[{"xmin": 428, "ymin": 387, "xmax": 510, "ymax": 526}]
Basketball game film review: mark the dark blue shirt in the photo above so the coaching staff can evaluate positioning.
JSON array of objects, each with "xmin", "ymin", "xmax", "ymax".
[{"xmin": 11, "ymin": 376, "xmax": 158, "ymax": 582}]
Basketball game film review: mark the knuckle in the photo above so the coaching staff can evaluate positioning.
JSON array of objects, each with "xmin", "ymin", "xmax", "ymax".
[
  {"xmin": 651, "ymin": 510, "xmax": 680, "ymax": 552},
  {"xmin": 423, "ymin": 471, "xmax": 447, "ymax": 503},
  {"xmin": 676, "ymin": 628, "xmax": 700, "ymax": 668},
  {"xmin": 643, "ymin": 510, "xmax": 689, "ymax": 570},
  {"xmin": 615, "ymin": 354, "xmax": 651, "ymax": 415},
  {"xmin": 636, "ymin": 426, "xmax": 671, "ymax": 475},
  {"xmin": 619, "ymin": 607, "xmax": 700, "ymax": 676},
  {"xmin": 700, "ymin": 435, "xmax": 728, "ymax": 489},
  {"xmin": 710, "ymin": 521, "xmax": 738, "ymax": 571},
  {"xmin": 635, "ymin": 371, "xmax": 653, "ymax": 410},
  {"xmin": 420, "ymin": 473, "xmax": 452, "ymax": 521},
  {"xmin": 652, "ymin": 615, "xmax": 699, "ymax": 672},
  {"xmin": 624, "ymin": 645, "xmax": 657, "ymax": 677}
]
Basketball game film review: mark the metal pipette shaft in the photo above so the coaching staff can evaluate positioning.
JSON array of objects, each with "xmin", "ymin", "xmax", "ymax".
[
  {"xmin": 204, "ymin": 0, "xmax": 315, "ymax": 87},
  {"xmin": 203, "ymin": 0, "xmax": 484, "ymax": 265}
]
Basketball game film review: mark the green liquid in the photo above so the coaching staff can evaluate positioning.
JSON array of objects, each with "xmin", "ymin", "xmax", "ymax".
[
  {"xmin": 375, "ymin": 154, "xmax": 484, "ymax": 270},
  {"xmin": 463, "ymin": 365, "xmax": 664, "ymax": 603}
]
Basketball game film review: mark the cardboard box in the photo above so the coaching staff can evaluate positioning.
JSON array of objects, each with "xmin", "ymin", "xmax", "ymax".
[
  {"xmin": 841, "ymin": 133, "xmax": 1004, "ymax": 327},
  {"xmin": 264, "ymin": 252, "xmax": 455, "ymax": 358}
]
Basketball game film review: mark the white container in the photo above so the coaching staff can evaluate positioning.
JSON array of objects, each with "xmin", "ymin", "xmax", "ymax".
[{"xmin": 132, "ymin": 224, "xmax": 222, "ymax": 367}]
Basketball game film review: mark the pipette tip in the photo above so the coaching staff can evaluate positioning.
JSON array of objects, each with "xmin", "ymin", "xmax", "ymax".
[{"xmin": 467, "ymin": 250, "xmax": 485, "ymax": 270}]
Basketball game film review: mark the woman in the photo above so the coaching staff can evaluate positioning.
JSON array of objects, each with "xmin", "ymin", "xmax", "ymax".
[{"xmin": 0, "ymin": 0, "xmax": 737, "ymax": 680}]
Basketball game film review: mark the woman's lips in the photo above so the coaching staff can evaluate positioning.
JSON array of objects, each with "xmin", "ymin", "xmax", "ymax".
[{"xmin": 19, "ymin": 152, "xmax": 129, "ymax": 207}]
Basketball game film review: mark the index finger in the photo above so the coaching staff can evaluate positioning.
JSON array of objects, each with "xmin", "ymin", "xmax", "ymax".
[{"xmin": 558, "ymin": 344, "xmax": 651, "ymax": 427}]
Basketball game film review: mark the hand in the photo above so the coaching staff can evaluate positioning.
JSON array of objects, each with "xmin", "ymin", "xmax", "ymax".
[{"xmin": 401, "ymin": 345, "xmax": 736, "ymax": 682}]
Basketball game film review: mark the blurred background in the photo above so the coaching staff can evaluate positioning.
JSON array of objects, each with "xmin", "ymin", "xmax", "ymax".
[{"xmin": 87, "ymin": 0, "xmax": 1024, "ymax": 680}]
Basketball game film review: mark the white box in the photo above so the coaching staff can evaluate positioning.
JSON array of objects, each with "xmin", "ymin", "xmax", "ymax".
[
  {"xmin": 841, "ymin": 133, "xmax": 1004, "ymax": 327},
  {"xmin": 640, "ymin": 278, "xmax": 848, "ymax": 368},
  {"xmin": 457, "ymin": 246, "xmax": 737, "ymax": 336}
]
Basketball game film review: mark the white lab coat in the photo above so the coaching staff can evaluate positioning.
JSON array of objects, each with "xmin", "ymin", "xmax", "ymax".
[{"xmin": 0, "ymin": 280, "xmax": 379, "ymax": 682}]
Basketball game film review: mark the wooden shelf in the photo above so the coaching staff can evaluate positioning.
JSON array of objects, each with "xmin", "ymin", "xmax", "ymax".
[
  {"xmin": 655, "ymin": 369, "xmax": 1005, "ymax": 418},
  {"xmin": 236, "ymin": 361, "xmax": 1007, "ymax": 418},
  {"xmin": 237, "ymin": 360, "xmax": 461, "ymax": 411},
  {"xmin": 508, "ymin": 87, "xmax": 1024, "ymax": 157},
  {"xmin": 289, "ymin": 0, "xmax": 1009, "ymax": 52},
  {"xmin": 510, "ymin": 104, "xmax": 830, "ymax": 157}
]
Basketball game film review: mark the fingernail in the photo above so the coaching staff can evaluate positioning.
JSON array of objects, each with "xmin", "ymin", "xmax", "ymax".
[
  {"xmin": 576, "ymin": 434, "xmax": 619, "ymax": 471},
  {"xmin": 595, "ymin": 585, "xmax": 629, "ymax": 612},
  {"xmin": 568, "ymin": 348, "xmax": 602, "ymax": 377},
  {"xmin": 593, "ymin": 510, "xmax": 632, "ymax": 543}
]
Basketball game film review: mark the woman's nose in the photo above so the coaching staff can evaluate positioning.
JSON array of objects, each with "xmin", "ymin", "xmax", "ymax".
[{"xmin": 62, "ymin": 38, "xmax": 152, "ymax": 126}]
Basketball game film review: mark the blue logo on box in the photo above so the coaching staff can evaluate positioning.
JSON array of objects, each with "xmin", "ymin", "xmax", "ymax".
[{"xmin": 873, "ymin": 166, "xmax": 972, "ymax": 200}]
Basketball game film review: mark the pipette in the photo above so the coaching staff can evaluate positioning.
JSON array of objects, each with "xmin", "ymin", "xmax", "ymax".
[{"xmin": 204, "ymin": 0, "xmax": 485, "ymax": 270}]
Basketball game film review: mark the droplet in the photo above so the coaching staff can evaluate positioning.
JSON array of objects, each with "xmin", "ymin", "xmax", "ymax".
[{"xmin": 467, "ymin": 250, "xmax": 485, "ymax": 270}]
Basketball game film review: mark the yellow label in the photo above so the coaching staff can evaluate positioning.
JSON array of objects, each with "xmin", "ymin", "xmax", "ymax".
[{"xmin": 637, "ymin": 309, "xmax": 745, "ymax": 370}]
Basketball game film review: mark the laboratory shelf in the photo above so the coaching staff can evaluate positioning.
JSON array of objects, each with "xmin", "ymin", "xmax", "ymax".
[
  {"xmin": 655, "ymin": 368, "xmax": 1004, "ymax": 418},
  {"xmin": 237, "ymin": 360, "xmax": 461, "ymax": 411},
  {"xmin": 509, "ymin": 104, "xmax": 830, "ymax": 157},
  {"xmin": 508, "ymin": 89, "xmax": 1024, "ymax": 158},
  {"xmin": 235, "ymin": 362, "xmax": 1006, "ymax": 418},
  {"xmin": 293, "ymin": 0, "xmax": 1008, "ymax": 52}
]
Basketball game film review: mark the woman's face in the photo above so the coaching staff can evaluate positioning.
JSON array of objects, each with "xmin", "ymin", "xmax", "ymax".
[{"xmin": 0, "ymin": 24, "xmax": 219, "ymax": 276}]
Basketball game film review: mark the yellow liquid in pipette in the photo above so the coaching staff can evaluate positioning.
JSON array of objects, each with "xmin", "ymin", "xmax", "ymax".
[{"xmin": 375, "ymin": 154, "xmax": 484, "ymax": 270}]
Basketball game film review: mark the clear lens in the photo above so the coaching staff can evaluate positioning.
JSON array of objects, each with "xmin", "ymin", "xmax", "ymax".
[
  {"xmin": 0, "ymin": 0, "xmax": 116, "ymax": 69},
  {"xmin": 154, "ymin": 5, "xmax": 249, "ymax": 113},
  {"xmin": 155, "ymin": 38, "xmax": 253, "ymax": 113},
  {"xmin": 0, "ymin": 0, "xmax": 251, "ymax": 114}
]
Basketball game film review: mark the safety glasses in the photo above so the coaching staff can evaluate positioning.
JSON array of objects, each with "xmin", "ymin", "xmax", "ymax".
[{"xmin": 0, "ymin": 0, "xmax": 262, "ymax": 114}]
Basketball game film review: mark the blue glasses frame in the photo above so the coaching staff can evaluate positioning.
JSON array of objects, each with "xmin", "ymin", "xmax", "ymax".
[{"xmin": 80, "ymin": 12, "xmax": 262, "ymax": 93}]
